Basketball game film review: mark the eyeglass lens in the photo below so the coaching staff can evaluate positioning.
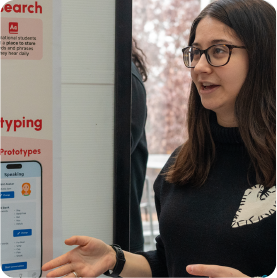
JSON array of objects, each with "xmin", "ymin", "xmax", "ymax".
[{"xmin": 183, "ymin": 45, "xmax": 230, "ymax": 67}]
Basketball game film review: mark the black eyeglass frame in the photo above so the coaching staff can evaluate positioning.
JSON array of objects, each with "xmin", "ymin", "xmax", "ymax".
[{"xmin": 182, "ymin": 44, "xmax": 246, "ymax": 68}]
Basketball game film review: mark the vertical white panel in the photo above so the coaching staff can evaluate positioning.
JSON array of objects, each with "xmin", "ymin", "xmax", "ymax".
[
  {"xmin": 61, "ymin": 0, "xmax": 115, "ymax": 84},
  {"xmin": 53, "ymin": 0, "xmax": 63, "ymax": 259},
  {"xmin": 61, "ymin": 0, "xmax": 115, "ymax": 253}
]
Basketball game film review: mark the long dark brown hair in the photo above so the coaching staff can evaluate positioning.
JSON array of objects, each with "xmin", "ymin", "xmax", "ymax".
[
  {"xmin": 166, "ymin": 0, "xmax": 276, "ymax": 188},
  {"xmin": 132, "ymin": 37, "xmax": 148, "ymax": 82}
]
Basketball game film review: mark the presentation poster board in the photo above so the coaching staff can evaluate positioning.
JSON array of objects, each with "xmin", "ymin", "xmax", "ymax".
[
  {"xmin": 0, "ymin": 1, "xmax": 62, "ymax": 277},
  {"xmin": 1, "ymin": 0, "xmax": 131, "ymax": 276}
]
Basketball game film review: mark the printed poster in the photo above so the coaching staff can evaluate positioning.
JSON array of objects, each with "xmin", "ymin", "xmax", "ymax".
[{"xmin": 0, "ymin": 1, "xmax": 62, "ymax": 277}]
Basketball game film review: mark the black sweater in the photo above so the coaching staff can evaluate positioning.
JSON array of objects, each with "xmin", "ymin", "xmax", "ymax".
[{"xmin": 138, "ymin": 114, "xmax": 276, "ymax": 277}]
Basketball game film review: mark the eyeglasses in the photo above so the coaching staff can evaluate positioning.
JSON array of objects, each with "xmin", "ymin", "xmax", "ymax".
[{"xmin": 182, "ymin": 44, "xmax": 246, "ymax": 68}]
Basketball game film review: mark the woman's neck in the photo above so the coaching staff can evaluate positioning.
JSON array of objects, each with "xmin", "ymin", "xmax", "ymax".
[{"xmin": 215, "ymin": 112, "xmax": 238, "ymax": 127}]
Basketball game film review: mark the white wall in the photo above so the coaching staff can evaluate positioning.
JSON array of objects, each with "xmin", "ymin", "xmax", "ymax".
[{"xmin": 61, "ymin": 0, "xmax": 115, "ymax": 253}]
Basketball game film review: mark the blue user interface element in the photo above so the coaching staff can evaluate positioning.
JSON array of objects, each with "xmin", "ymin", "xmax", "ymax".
[
  {"xmin": 2, "ymin": 262, "xmax": 27, "ymax": 271},
  {"xmin": 13, "ymin": 229, "xmax": 32, "ymax": 237},
  {"xmin": 1, "ymin": 191, "xmax": 14, "ymax": 199}
]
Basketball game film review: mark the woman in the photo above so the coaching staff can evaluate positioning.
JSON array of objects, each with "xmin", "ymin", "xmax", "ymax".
[{"xmin": 42, "ymin": 0, "xmax": 275, "ymax": 277}]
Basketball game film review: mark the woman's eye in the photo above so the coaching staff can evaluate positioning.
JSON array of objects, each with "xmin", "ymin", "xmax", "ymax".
[
  {"xmin": 213, "ymin": 47, "xmax": 227, "ymax": 55},
  {"xmin": 193, "ymin": 49, "xmax": 200, "ymax": 55}
]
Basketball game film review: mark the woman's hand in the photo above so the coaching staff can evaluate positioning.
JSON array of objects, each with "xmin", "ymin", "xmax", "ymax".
[
  {"xmin": 186, "ymin": 264, "xmax": 250, "ymax": 277},
  {"xmin": 42, "ymin": 236, "xmax": 116, "ymax": 278}
]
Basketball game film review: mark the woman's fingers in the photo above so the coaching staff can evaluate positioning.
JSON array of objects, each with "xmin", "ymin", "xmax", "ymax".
[
  {"xmin": 65, "ymin": 235, "xmax": 91, "ymax": 247},
  {"xmin": 42, "ymin": 236, "xmax": 91, "ymax": 272},
  {"xmin": 42, "ymin": 252, "xmax": 70, "ymax": 271},
  {"xmin": 187, "ymin": 264, "xmax": 222, "ymax": 277},
  {"xmin": 45, "ymin": 263, "xmax": 74, "ymax": 277},
  {"xmin": 62, "ymin": 272, "xmax": 80, "ymax": 278},
  {"xmin": 186, "ymin": 264, "xmax": 248, "ymax": 277},
  {"xmin": 42, "ymin": 237, "xmax": 108, "ymax": 277}
]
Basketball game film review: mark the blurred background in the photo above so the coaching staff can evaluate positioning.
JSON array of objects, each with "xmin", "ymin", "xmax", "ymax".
[{"xmin": 133, "ymin": 0, "xmax": 200, "ymax": 251}]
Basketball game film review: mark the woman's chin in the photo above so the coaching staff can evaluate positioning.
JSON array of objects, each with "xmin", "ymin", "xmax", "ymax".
[{"xmin": 200, "ymin": 100, "xmax": 220, "ymax": 112}]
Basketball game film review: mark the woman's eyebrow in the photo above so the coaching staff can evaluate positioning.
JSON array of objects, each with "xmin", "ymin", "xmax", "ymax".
[{"xmin": 192, "ymin": 39, "xmax": 233, "ymax": 46}]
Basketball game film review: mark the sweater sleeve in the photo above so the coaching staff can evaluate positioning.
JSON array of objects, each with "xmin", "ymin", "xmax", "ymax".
[
  {"xmin": 136, "ymin": 147, "xmax": 181, "ymax": 277},
  {"xmin": 136, "ymin": 191, "xmax": 169, "ymax": 277},
  {"xmin": 136, "ymin": 236, "xmax": 169, "ymax": 277}
]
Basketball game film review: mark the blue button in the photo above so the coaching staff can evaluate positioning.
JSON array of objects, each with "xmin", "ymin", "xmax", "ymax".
[
  {"xmin": 13, "ymin": 229, "xmax": 32, "ymax": 237},
  {"xmin": 2, "ymin": 262, "xmax": 27, "ymax": 271},
  {"xmin": 1, "ymin": 191, "xmax": 14, "ymax": 199}
]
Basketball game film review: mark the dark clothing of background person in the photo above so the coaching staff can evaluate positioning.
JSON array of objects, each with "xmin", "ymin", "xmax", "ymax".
[{"xmin": 130, "ymin": 61, "xmax": 148, "ymax": 252}]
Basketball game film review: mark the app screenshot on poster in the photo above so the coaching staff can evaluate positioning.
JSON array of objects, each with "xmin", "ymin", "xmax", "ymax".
[{"xmin": 1, "ymin": 161, "xmax": 42, "ymax": 278}]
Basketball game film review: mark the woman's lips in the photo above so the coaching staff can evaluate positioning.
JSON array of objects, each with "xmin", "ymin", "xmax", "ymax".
[{"xmin": 200, "ymin": 84, "xmax": 220, "ymax": 94}]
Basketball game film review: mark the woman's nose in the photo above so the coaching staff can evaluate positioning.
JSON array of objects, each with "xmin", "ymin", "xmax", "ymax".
[{"xmin": 193, "ymin": 53, "xmax": 212, "ymax": 74}]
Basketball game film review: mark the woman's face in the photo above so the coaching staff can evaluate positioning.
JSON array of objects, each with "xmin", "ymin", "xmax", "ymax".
[{"xmin": 191, "ymin": 16, "xmax": 249, "ymax": 126}]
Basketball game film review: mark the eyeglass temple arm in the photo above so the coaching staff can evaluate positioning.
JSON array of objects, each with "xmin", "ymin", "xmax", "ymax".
[{"xmin": 232, "ymin": 46, "xmax": 246, "ymax": 49}]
